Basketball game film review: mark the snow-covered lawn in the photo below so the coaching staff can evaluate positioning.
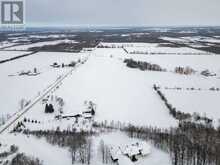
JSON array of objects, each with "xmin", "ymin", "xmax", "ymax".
[
  {"xmin": 0, "ymin": 51, "xmax": 31, "ymax": 61},
  {"xmin": 0, "ymin": 51, "xmax": 88, "ymax": 116}
]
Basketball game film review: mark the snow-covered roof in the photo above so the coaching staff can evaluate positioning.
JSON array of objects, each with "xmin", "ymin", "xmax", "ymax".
[
  {"xmin": 123, "ymin": 144, "xmax": 140, "ymax": 157},
  {"xmin": 122, "ymin": 142, "xmax": 151, "ymax": 157},
  {"xmin": 83, "ymin": 113, "xmax": 93, "ymax": 118},
  {"xmin": 110, "ymin": 147, "xmax": 122, "ymax": 160}
]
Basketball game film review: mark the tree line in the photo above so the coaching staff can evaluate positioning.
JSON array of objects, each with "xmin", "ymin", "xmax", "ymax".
[
  {"xmin": 25, "ymin": 129, "xmax": 95, "ymax": 165},
  {"xmin": 125, "ymin": 122, "xmax": 220, "ymax": 165}
]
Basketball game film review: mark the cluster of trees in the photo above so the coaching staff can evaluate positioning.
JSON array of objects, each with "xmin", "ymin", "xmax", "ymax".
[
  {"xmin": 164, "ymin": 86, "xmax": 220, "ymax": 92},
  {"xmin": 23, "ymin": 118, "xmax": 40, "ymax": 124},
  {"xmin": 193, "ymin": 113, "xmax": 213, "ymax": 124},
  {"xmin": 56, "ymin": 97, "xmax": 65, "ymax": 114},
  {"xmin": 124, "ymin": 58, "xmax": 165, "ymax": 72},
  {"xmin": 10, "ymin": 153, "xmax": 42, "ymax": 165},
  {"xmin": 153, "ymin": 85, "xmax": 191, "ymax": 121},
  {"xmin": 45, "ymin": 104, "xmax": 54, "ymax": 113},
  {"xmin": 98, "ymin": 140, "xmax": 112, "ymax": 164},
  {"xmin": 28, "ymin": 130, "xmax": 94, "ymax": 165},
  {"xmin": 0, "ymin": 145, "xmax": 18, "ymax": 159},
  {"xmin": 174, "ymin": 66, "xmax": 195, "ymax": 75},
  {"xmin": 209, "ymin": 87, "xmax": 220, "ymax": 91},
  {"xmin": 93, "ymin": 120, "xmax": 127, "ymax": 131},
  {"xmin": 12, "ymin": 122, "xmax": 25, "ymax": 132},
  {"xmin": 125, "ymin": 122, "xmax": 220, "ymax": 165}
]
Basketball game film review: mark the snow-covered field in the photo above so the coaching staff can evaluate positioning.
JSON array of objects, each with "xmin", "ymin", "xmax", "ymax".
[
  {"xmin": 40, "ymin": 48, "xmax": 177, "ymax": 128},
  {"xmin": 1, "ymin": 43, "xmax": 220, "ymax": 165},
  {"xmin": 0, "ymin": 51, "xmax": 31, "ymax": 61},
  {"xmin": 125, "ymin": 46, "xmax": 208, "ymax": 55},
  {"xmin": 125, "ymin": 53, "xmax": 220, "ymax": 74},
  {"xmin": 15, "ymin": 47, "xmax": 220, "ymax": 130},
  {"xmin": 99, "ymin": 42, "xmax": 210, "ymax": 55},
  {"xmin": 0, "ymin": 41, "xmax": 18, "ymax": 49},
  {"xmin": 181, "ymin": 36, "xmax": 220, "ymax": 44},
  {"xmin": 160, "ymin": 36, "xmax": 220, "ymax": 49},
  {"xmin": 0, "ymin": 51, "xmax": 88, "ymax": 116},
  {"xmin": 4, "ymin": 39, "xmax": 77, "ymax": 51},
  {"xmin": 99, "ymin": 42, "xmax": 159, "ymax": 48},
  {"xmin": 162, "ymin": 89, "xmax": 220, "ymax": 127}
]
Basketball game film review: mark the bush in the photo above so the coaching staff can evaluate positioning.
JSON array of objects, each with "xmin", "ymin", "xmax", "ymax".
[
  {"xmin": 11, "ymin": 153, "xmax": 42, "ymax": 165},
  {"xmin": 45, "ymin": 104, "xmax": 54, "ymax": 113}
]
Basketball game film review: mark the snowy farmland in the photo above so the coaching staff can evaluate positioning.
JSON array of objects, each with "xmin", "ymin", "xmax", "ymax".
[
  {"xmin": 0, "ymin": 51, "xmax": 88, "ymax": 116},
  {"xmin": 161, "ymin": 89, "xmax": 220, "ymax": 127},
  {"xmin": 2, "ymin": 47, "xmax": 220, "ymax": 128},
  {"xmin": 4, "ymin": 39, "xmax": 77, "ymax": 51},
  {"xmin": 21, "ymin": 47, "xmax": 220, "ymax": 129},
  {"xmin": 1, "ymin": 38, "xmax": 220, "ymax": 165},
  {"xmin": 99, "ymin": 42, "xmax": 211, "ymax": 55},
  {"xmin": 125, "ymin": 53, "xmax": 220, "ymax": 74}
]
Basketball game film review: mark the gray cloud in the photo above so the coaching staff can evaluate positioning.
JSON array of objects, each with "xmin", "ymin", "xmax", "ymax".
[{"xmin": 26, "ymin": 0, "xmax": 220, "ymax": 26}]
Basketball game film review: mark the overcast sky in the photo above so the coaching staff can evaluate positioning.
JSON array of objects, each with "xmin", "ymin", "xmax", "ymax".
[{"xmin": 26, "ymin": 0, "xmax": 220, "ymax": 27}]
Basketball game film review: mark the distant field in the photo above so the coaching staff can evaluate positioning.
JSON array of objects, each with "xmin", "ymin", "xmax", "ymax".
[{"xmin": 4, "ymin": 40, "xmax": 77, "ymax": 51}]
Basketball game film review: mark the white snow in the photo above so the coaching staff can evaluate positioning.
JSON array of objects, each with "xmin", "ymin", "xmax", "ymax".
[
  {"xmin": 0, "ymin": 41, "xmax": 18, "ymax": 49},
  {"xmin": 162, "ymin": 90, "xmax": 220, "ymax": 127},
  {"xmin": 0, "ymin": 134, "xmax": 72, "ymax": 165},
  {"xmin": 125, "ymin": 46, "xmax": 207, "ymax": 55},
  {"xmin": 42, "ymin": 48, "xmax": 178, "ymax": 128},
  {"xmin": 98, "ymin": 42, "xmax": 159, "ymax": 48},
  {"xmin": 0, "ymin": 51, "xmax": 31, "ymax": 61},
  {"xmin": 93, "ymin": 132, "xmax": 171, "ymax": 165},
  {"xmin": 4, "ymin": 39, "xmax": 78, "ymax": 51},
  {"xmin": 125, "ymin": 53, "xmax": 220, "ymax": 72},
  {"xmin": 181, "ymin": 36, "xmax": 220, "ymax": 44},
  {"xmin": 0, "ymin": 51, "xmax": 88, "ymax": 117},
  {"xmin": 1, "ymin": 42, "xmax": 219, "ymax": 165}
]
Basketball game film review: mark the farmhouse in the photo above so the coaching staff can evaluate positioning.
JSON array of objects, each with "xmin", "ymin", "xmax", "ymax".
[{"xmin": 110, "ymin": 142, "xmax": 151, "ymax": 163}]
